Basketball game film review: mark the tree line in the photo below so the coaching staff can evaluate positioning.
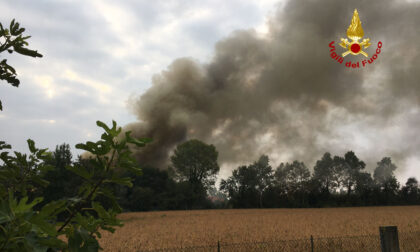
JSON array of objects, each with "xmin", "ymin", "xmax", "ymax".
[
  {"xmin": 220, "ymin": 152, "xmax": 418, "ymax": 208},
  {"xmin": 38, "ymin": 139, "xmax": 420, "ymax": 212}
]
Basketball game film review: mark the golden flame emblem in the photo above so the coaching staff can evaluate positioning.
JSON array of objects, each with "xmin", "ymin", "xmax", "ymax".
[{"xmin": 339, "ymin": 9, "xmax": 371, "ymax": 57}]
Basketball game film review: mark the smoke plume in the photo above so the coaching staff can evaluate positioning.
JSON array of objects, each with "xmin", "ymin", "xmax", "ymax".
[{"xmin": 125, "ymin": 0, "xmax": 420, "ymax": 177}]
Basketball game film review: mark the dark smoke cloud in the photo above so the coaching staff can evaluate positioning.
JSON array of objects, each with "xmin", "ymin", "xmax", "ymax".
[{"xmin": 125, "ymin": 0, "xmax": 420, "ymax": 177}]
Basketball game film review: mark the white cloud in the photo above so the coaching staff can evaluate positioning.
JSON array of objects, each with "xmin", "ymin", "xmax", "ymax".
[
  {"xmin": 2, "ymin": 0, "xmax": 420, "ymax": 185},
  {"xmin": 33, "ymin": 75, "xmax": 56, "ymax": 99},
  {"xmin": 62, "ymin": 69, "xmax": 113, "ymax": 102},
  {"xmin": 0, "ymin": 0, "xmax": 281, "ymax": 169}
]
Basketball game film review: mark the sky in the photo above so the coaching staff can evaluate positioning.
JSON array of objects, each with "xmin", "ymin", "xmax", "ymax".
[
  {"xmin": 0, "ymin": 0, "xmax": 278, "ymax": 153},
  {"xmin": 1, "ymin": 0, "xmax": 420, "ymax": 184}
]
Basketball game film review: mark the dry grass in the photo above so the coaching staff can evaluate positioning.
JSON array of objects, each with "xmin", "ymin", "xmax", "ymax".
[{"xmin": 98, "ymin": 206, "xmax": 420, "ymax": 251}]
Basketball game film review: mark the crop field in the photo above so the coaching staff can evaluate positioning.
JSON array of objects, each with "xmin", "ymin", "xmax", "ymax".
[{"xmin": 98, "ymin": 206, "xmax": 420, "ymax": 251}]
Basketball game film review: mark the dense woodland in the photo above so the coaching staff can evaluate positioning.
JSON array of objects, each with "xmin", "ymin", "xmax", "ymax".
[{"xmin": 36, "ymin": 140, "xmax": 420, "ymax": 212}]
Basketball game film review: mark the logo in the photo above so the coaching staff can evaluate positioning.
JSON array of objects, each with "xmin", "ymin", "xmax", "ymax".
[
  {"xmin": 340, "ymin": 9, "xmax": 370, "ymax": 57},
  {"xmin": 329, "ymin": 9, "xmax": 382, "ymax": 68}
]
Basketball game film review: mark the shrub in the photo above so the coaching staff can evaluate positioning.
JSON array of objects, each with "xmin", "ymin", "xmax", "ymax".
[{"xmin": 0, "ymin": 120, "xmax": 150, "ymax": 251}]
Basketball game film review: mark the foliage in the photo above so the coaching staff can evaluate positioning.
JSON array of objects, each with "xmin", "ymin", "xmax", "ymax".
[
  {"xmin": 220, "ymin": 151, "xmax": 420, "ymax": 208},
  {"xmin": 0, "ymin": 139, "xmax": 52, "ymax": 199},
  {"xmin": 340, "ymin": 151, "xmax": 366, "ymax": 195},
  {"xmin": 313, "ymin": 152, "xmax": 339, "ymax": 194},
  {"xmin": 220, "ymin": 165, "xmax": 258, "ymax": 208},
  {"xmin": 116, "ymin": 166, "xmax": 193, "ymax": 211},
  {"xmin": 401, "ymin": 177, "xmax": 419, "ymax": 204},
  {"xmin": 252, "ymin": 156, "xmax": 274, "ymax": 196},
  {"xmin": 0, "ymin": 120, "xmax": 150, "ymax": 251},
  {"xmin": 275, "ymin": 161, "xmax": 310, "ymax": 195},
  {"xmin": 39, "ymin": 144, "xmax": 83, "ymax": 207},
  {"xmin": 220, "ymin": 155, "xmax": 274, "ymax": 208},
  {"xmin": 0, "ymin": 19, "xmax": 43, "ymax": 110},
  {"xmin": 170, "ymin": 139, "xmax": 219, "ymax": 187},
  {"xmin": 170, "ymin": 139, "xmax": 219, "ymax": 209},
  {"xmin": 374, "ymin": 157, "xmax": 397, "ymax": 185}
]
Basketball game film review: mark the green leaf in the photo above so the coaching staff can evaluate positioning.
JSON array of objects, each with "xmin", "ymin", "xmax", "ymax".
[
  {"xmin": 15, "ymin": 197, "xmax": 43, "ymax": 214},
  {"xmin": 67, "ymin": 196, "xmax": 83, "ymax": 205},
  {"xmin": 15, "ymin": 27, "xmax": 25, "ymax": 36},
  {"xmin": 100, "ymin": 132, "xmax": 113, "ymax": 142},
  {"xmin": 75, "ymin": 143, "xmax": 88, "ymax": 151},
  {"xmin": 0, "ymin": 141, "xmax": 12, "ymax": 150},
  {"xmin": 75, "ymin": 141, "xmax": 111, "ymax": 155},
  {"xmin": 111, "ymin": 120, "xmax": 117, "ymax": 132},
  {"xmin": 66, "ymin": 165, "xmax": 93, "ymax": 180},
  {"xmin": 31, "ymin": 176, "xmax": 49, "ymax": 188},
  {"xmin": 30, "ymin": 216, "xmax": 57, "ymax": 236},
  {"xmin": 38, "ymin": 164, "xmax": 54, "ymax": 173},
  {"xmin": 9, "ymin": 19, "xmax": 15, "ymax": 32},
  {"xmin": 24, "ymin": 232, "xmax": 50, "ymax": 252},
  {"xmin": 139, "ymin": 137, "xmax": 153, "ymax": 144},
  {"xmin": 37, "ymin": 237, "xmax": 66, "ymax": 250},
  {"xmin": 127, "ymin": 166, "xmax": 143, "ymax": 176},
  {"xmin": 68, "ymin": 228, "xmax": 84, "ymax": 252},
  {"xmin": 96, "ymin": 188, "xmax": 122, "ymax": 213},
  {"xmin": 125, "ymin": 132, "xmax": 152, "ymax": 147},
  {"xmin": 38, "ymin": 200, "xmax": 67, "ymax": 218},
  {"xmin": 91, "ymin": 202, "xmax": 109, "ymax": 219},
  {"xmin": 76, "ymin": 142, "xmax": 98, "ymax": 153},
  {"xmin": 13, "ymin": 46, "xmax": 43, "ymax": 58},
  {"xmin": 0, "ymin": 198, "xmax": 13, "ymax": 224},
  {"xmin": 104, "ymin": 176, "xmax": 133, "ymax": 187},
  {"xmin": 101, "ymin": 226, "xmax": 116, "ymax": 233},
  {"xmin": 96, "ymin": 120, "xmax": 110, "ymax": 133},
  {"xmin": 27, "ymin": 139, "xmax": 36, "ymax": 153},
  {"xmin": 35, "ymin": 148, "xmax": 51, "ymax": 160},
  {"xmin": 86, "ymin": 142, "xmax": 97, "ymax": 152},
  {"xmin": 94, "ymin": 141, "xmax": 111, "ymax": 155}
]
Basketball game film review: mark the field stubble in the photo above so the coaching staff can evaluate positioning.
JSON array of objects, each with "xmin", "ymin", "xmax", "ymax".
[{"xmin": 98, "ymin": 206, "xmax": 420, "ymax": 251}]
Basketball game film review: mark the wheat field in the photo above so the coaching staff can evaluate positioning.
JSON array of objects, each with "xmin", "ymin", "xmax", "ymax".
[{"xmin": 98, "ymin": 206, "xmax": 420, "ymax": 251}]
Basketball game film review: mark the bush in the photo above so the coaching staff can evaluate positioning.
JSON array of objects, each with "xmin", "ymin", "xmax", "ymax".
[{"xmin": 0, "ymin": 120, "xmax": 150, "ymax": 251}]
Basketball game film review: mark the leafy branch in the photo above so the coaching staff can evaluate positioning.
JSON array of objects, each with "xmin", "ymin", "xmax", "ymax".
[
  {"xmin": 0, "ymin": 120, "xmax": 151, "ymax": 251},
  {"xmin": 0, "ymin": 19, "xmax": 43, "ymax": 110}
]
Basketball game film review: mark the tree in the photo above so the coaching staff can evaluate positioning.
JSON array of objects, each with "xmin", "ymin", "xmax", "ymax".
[
  {"xmin": 170, "ymin": 139, "xmax": 219, "ymax": 208},
  {"xmin": 401, "ymin": 177, "xmax": 419, "ymax": 204},
  {"xmin": 373, "ymin": 157, "xmax": 399, "ymax": 204},
  {"xmin": 373, "ymin": 157, "xmax": 397, "ymax": 185},
  {"xmin": 0, "ymin": 19, "xmax": 43, "ymax": 110},
  {"xmin": 220, "ymin": 155, "xmax": 273, "ymax": 208},
  {"xmin": 220, "ymin": 165, "xmax": 259, "ymax": 208},
  {"xmin": 219, "ymin": 173, "xmax": 240, "ymax": 206},
  {"xmin": 118, "ymin": 166, "xmax": 187, "ymax": 211},
  {"xmin": 40, "ymin": 144, "xmax": 82, "ymax": 206},
  {"xmin": 354, "ymin": 171, "xmax": 374, "ymax": 205},
  {"xmin": 274, "ymin": 161, "xmax": 310, "ymax": 206},
  {"xmin": 275, "ymin": 161, "xmax": 310, "ymax": 194},
  {"xmin": 249, "ymin": 155, "xmax": 273, "ymax": 208},
  {"xmin": 339, "ymin": 151, "xmax": 366, "ymax": 196},
  {"xmin": 313, "ymin": 152, "xmax": 339, "ymax": 194},
  {"xmin": 0, "ymin": 120, "xmax": 151, "ymax": 251}
]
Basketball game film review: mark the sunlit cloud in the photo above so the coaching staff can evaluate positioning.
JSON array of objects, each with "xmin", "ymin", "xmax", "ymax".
[{"xmin": 33, "ymin": 75, "xmax": 56, "ymax": 99}]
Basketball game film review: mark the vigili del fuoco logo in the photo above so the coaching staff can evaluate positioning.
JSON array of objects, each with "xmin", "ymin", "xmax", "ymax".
[{"xmin": 329, "ymin": 9, "xmax": 382, "ymax": 68}]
